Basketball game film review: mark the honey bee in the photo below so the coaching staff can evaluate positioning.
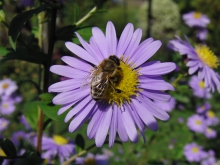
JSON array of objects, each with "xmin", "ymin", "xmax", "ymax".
[{"xmin": 82, "ymin": 55, "xmax": 123, "ymax": 101}]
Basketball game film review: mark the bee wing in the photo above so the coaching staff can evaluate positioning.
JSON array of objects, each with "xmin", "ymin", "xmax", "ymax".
[
  {"xmin": 80, "ymin": 69, "xmax": 97, "ymax": 88},
  {"xmin": 94, "ymin": 77, "xmax": 109, "ymax": 96}
]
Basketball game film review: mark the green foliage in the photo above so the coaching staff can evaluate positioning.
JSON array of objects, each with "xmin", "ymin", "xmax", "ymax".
[
  {"xmin": 0, "ymin": 138, "xmax": 17, "ymax": 157},
  {"xmin": 15, "ymin": 151, "xmax": 44, "ymax": 165},
  {"xmin": 75, "ymin": 134, "xmax": 85, "ymax": 152}
]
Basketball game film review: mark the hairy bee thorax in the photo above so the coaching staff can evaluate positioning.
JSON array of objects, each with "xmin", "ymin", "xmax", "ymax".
[{"xmin": 100, "ymin": 55, "xmax": 140, "ymax": 106}]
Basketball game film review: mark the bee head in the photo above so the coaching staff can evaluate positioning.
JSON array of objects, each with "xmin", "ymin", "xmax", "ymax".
[{"xmin": 109, "ymin": 55, "xmax": 120, "ymax": 66}]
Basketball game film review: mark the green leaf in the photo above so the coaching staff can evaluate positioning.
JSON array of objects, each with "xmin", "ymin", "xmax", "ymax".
[
  {"xmin": 8, "ymin": 4, "xmax": 51, "ymax": 50},
  {"xmin": 15, "ymin": 151, "xmax": 44, "ymax": 165},
  {"xmin": 23, "ymin": 102, "xmax": 40, "ymax": 131},
  {"xmin": 1, "ymin": 47, "xmax": 47, "ymax": 64},
  {"xmin": 0, "ymin": 47, "xmax": 11, "ymax": 56},
  {"xmin": 73, "ymin": 4, "xmax": 80, "ymax": 23},
  {"xmin": 38, "ymin": 101, "xmax": 68, "ymax": 122},
  {"xmin": 39, "ymin": 93, "xmax": 54, "ymax": 102},
  {"xmin": 75, "ymin": 134, "xmax": 85, "ymax": 150},
  {"xmin": 0, "ymin": 138, "xmax": 17, "ymax": 157}
]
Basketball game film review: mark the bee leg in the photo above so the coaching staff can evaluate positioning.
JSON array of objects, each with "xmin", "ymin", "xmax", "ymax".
[{"xmin": 115, "ymin": 89, "xmax": 122, "ymax": 93}]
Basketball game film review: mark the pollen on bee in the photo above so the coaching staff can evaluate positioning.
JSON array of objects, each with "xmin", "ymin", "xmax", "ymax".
[{"xmin": 104, "ymin": 56, "xmax": 140, "ymax": 106}]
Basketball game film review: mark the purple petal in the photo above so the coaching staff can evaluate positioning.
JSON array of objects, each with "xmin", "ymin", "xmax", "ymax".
[
  {"xmin": 132, "ymin": 99, "xmax": 158, "ymax": 131},
  {"xmin": 117, "ymin": 108, "xmax": 129, "ymax": 142},
  {"xmin": 68, "ymin": 100, "xmax": 96, "ymax": 132},
  {"xmin": 95, "ymin": 107, "xmax": 113, "ymax": 147},
  {"xmin": 87, "ymin": 108, "xmax": 102, "ymax": 139},
  {"xmin": 109, "ymin": 105, "xmax": 117, "ymax": 147},
  {"xmin": 188, "ymin": 64, "xmax": 199, "ymax": 75},
  {"xmin": 48, "ymin": 79, "xmax": 82, "ymax": 92},
  {"xmin": 65, "ymin": 95, "xmax": 93, "ymax": 122},
  {"xmin": 116, "ymin": 23, "xmax": 134, "ymax": 57},
  {"xmin": 65, "ymin": 42, "xmax": 97, "ymax": 65},
  {"xmin": 140, "ymin": 80, "xmax": 174, "ymax": 91},
  {"xmin": 52, "ymin": 87, "xmax": 90, "ymax": 105},
  {"xmin": 124, "ymin": 28, "xmax": 142, "ymax": 58},
  {"xmin": 106, "ymin": 21, "xmax": 117, "ymax": 55},
  {"xmin": 92, "ymin": 27, "xmax": 109, "ymax": 58},
  {"xmin": 141, "ymin": 89, "xmax": 171, "ymax": 102},
  {"xmin": 50, "ymin": 65, "xmax": 88, "ymax": 79},
  {"xmin": 75, "ymin": 33, "xmax": 100, "ymax": 65},
  {"xmin": 186, "ymin": 60, "xmax": 198, "ymax": 67},
  {"xmin": 140, "ymin": 62, "xmax": 176, "ymax": 75},
  {"xmin": 132, "ymin": 40, "xmax": 162, "ymax": 67},
  {"xmin": 58, "ymin": 102, "xmax": 77, "ymax": 115},
  {"xmin": 89, "ymin": 36, "xmax": 104, "ymax": 60},
  {"xmin": 138, "ymin": 96, "xmax": 170, "ymax": 121},
  {"xmin": 121, "ymin": 106, "xmax": 138, "ymax": 142}
]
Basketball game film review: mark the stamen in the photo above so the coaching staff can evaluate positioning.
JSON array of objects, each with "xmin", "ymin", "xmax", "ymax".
[
  {"xmin": 198, "ymin": 81, "xmax": 205, "ymax": 88},
  {"xmin": 192, "ymin": 147, "xmax": 199, "ymax": 153},
  {"xmin": 195, "ymin": 45, "xmax": 219, "ymax": 69},
  {"xmin": 207, "ymin": 110, "xmax": 215, "ymax": 118},
  {"xmin": 2, "ymin": 83, "xmax": 8, "ymax": 89},
  {"xmin": 53, "ymin": 135, "xmax": 68, "ymax": 145},
  {"xmin": 193, "ymin": 12, "xmax": 202, "ymax": 19},
  {"xmin": 103, "ymin": 56, "xmax": 140, "ymax": 106}
]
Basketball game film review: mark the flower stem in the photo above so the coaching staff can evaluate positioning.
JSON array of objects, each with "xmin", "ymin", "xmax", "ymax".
[
  {"xmin": 171, "ymin": 73, "xmax": 188, "ymax": 87},
  {"xmin": 36, "ymin": 6, "xmax": 57, "ymax": 154},
  {"xmin": 75, "ymin": 6, "xmax": 97, "ymax": 26}
]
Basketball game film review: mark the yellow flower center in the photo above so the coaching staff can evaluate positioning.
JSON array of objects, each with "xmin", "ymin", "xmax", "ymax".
[
  {"xmin": 193, "ymin": 12, "xmax": 202, "ymax": 19},
  {"xmin": 103, "ymin": 57, "xmax": 140, "ymax": 106},
  {"xmin": 84, "ymin": 158, "xmax": 96, "ymax": 165},
  {"xmin": 195, "ymin": 119, "xmax": 201, "ymax": 125},
  {"xmin": 2, "ymin": 83, "xmax": 8, "ymax": 89},
  {"xmin": 0, "ymin": 149, "xmax": 6, "ymax": 156},
  {"xmin": 198, "ymin": 81, "xmax": 205, "ymax": 88},
  {"xmin": 207, "ymin": 110, "xmax": 215, "ymax": 118},
  {"xmin": 206, "ymin": 128, "xmax": 212, "ymax": 133},
  {"xmin": 3, "ymin": 103, "xmax": 8, "ymax": 108},
  {"xmin": 195, "ymin": 45, "xmax": 219, "ymax": 69},
  {"xmin": 192, "ymin": 147, "xmax": 199, "ymax": 153},
  {"xmin": 53, "ymin": 135, "xmax": 68, "ymax": 145}
]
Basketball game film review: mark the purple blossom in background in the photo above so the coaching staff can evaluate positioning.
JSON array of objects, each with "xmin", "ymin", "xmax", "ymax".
[
  {"xmin": 11, "ymin": 131, "xmax": 28, "ymax": 146},
  {"xmin": 205, "ymin": 110, "xmax": 219, "ymax": 126},
  {"xmin": 19, "ymin": 0, "xmax": 35, "ymax": 7},
  {"xmin": 154, "ymin": 97, "xmax": 176, "ymax": 112},
  {"xmin": 203, "ymin": 127, "xmax": 217, "ymax": 139},
  {"xmin": 196, "ymin": 102, "xmax": 211, "ymax": 114},
  {"xmin": 49, "ymin": 21, "xmax": 176, "ymax": 147},
  {"xmin": 0, "ymin": 99, "xmax": 15, "ymax": 115},
  {"xmin": 76, "ymin": 153, "xmax": 109, "ymax": 165},
  {"xmin": 182, "ymin": 11, "xmax": 210, "ymax": 27},
  {"xmin": 40, "ymin": 135, "xmax": 75, "ymax": 163},
  {"xmin": 0, "ymin": 79, "xmax": 18, "ymax": 97},
  {"xmin": 0, "ymin": 118, "xmax": 9, "ymax": 132},
  {"xmin": 196, "ymin": 28, "xmax": 208, "ymax": 41},
  {"xmin": 20, "ymin": 115, "xmax": 32, "ymax": 131},
  {"xmin": 201, "ymin": 150, "xmax": 216, "ymax": 165},
  {"xmin": 178, "ymin": 117, "xmax": 184, "ymax": 123},
  {"xmin": 189, "ymin": 76, "xmax": 211, "ymax": 99},
  {"xmin": 187, "ymin": 114, "xmax": 206, "ymax": 133},
  {"xmin": 184, "ymin": 142, "xmax": 207, "ymax": 162},
  {"xmin": 102, "ymin": 148, "xmax": 114, "ymax": 158},
  {"xmin": 169, "ymin": 36, "xmax": 220, "ymax": 93}
]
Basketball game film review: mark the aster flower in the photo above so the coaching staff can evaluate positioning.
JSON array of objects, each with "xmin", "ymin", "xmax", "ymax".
[
  {"xmin": 0, "ymin": 99, "xmax": 15, "ymax": 115},
  {"xmin": 196, "ymin": 102, "xmax": 211, "ymax": 114},
  {"xmin": 189, "ymin": 76, "xmax": 211, "ymax": 99},
  {"xmin": 154, "ymin": 97, "xmax": 176, "ymax": 112},
  {"xmin": 182, "ymin": 11, "xmax": 210, "ymax": 27},
  {"xmin": 205, "ymin": 110, "xmax": 219, "ymax": 126},
  {"xmin": 169, "ymin": 36, "xmax": 220, "ymax": 93},
  {"xmin": 49, "ymin": 21, "xmax": 176, "ymax": 147},
  {"xmin": 75, "ymin": 153, "xmax": 109, "ymax": 165},
  {"xmin": 11, "ymin": 131, "xmax": 28, "ymax": 146},
  {"xmin": 0, "ymin": 118, "xmax": 9, "ymax": 132},
  {"xmin": 19, "ymin": 0, "xmax": 35, "ymax": 7},
  {"xmin": 0, "ymin": 79, "xmax": 18, "ymax": 97},
  {"xmin": 20, "ymin": 115, "xmax": 32, "ymax": 131},
  {"xmin": 40, "ymin": 135, "xmax": 75, "ymax": 163},
  {"xmin": 187, "ymin": 114, "xmax": 206, "ymax": 133},
  {"xmin": 201, "ymin": 150, "xmax": 216, "ymax": 165},
  {"xmin": 203, "ymin": 127, "xmax": 217, "ymax": 139},
  {"xmin": 196, "ymin": 28, "xmax": 208, "ymax": 41},
  {"xmin": 184, "ymin": 142, "xmax": 207, "ymax": 162}
]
